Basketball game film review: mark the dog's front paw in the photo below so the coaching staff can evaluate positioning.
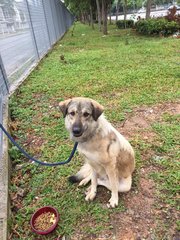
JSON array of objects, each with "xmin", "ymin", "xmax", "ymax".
[
  {"xmin": 107, "ymin": 196, "xmax": 118, "ymax": 208},
  {"xmin": 84, "ymin": 186, "xmax": 91, "ymax": 196},
  {"xmin": 85, "ymin": 191, "xmax": 96, "ymax": 201}
]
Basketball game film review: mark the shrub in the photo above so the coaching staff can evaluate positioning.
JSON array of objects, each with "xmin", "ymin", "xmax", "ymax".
[
  {"xmin": 135, "ymin": 18, "xmax": 179, "ymax": 36},
  {"xmin": 164, "ymin": 21, "xmax": 180, "ymax": 35},
  {"xmin": 116, "ymin": 20, "xmax": 134, "ymax": 29}
]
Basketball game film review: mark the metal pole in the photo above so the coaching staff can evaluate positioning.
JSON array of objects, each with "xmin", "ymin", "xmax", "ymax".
[
  {"xmin": 0, "ymin": 55, "xmax": 9, "ymax": 95},
  {"xmin": 42, "ymin": 0, "xmax": 51, "ymax": 47},
  {"xmin": 49, "ymin": 0, "xmax": 58, "ymax": 40},
  {"xmin": 0, "ymin": 94, "xmax": 2, "ymax": 160},
  {"xmin": 24, "ymin": 0, "xmax": 40, "ymax": 60},
  {"xmin": 62, "ymin": 4, "xmax": 67, "ymax": 30}
]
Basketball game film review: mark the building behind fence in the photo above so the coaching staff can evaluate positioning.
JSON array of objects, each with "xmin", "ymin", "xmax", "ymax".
[{"xmin": 0, "ymin": 0, "xmax": 74, "ymax": 158}]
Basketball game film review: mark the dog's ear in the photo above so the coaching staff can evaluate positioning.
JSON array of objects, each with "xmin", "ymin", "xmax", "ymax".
[
  {"xmin": 59, "ymin": 99, "xmax": 72, "ymax": 117},
  {"xmin": 91, "ymin": 100, "xmax": 104, "ymax": 121}
]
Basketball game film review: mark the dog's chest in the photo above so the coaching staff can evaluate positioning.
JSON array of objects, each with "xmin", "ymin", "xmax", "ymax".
[
  {"xmin": 78, "ymin": 145, "xmax": 100, "ymax": 162},
  {"xmin": 78, "ymin": 146, "xmax": 105, "ymax": 174},
  {"xmin": 78, "ymin": 144, "xmax": 105, "ymax": 168}
]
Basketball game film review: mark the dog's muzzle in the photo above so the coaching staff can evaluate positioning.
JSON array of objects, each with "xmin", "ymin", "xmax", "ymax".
[{"xmin": 72, "ymin": 125, "xmax": 83, "ymax": 137}]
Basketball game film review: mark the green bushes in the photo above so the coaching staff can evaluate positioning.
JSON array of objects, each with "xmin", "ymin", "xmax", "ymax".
[
  {"xmin": 116, "ymin": 20, "xmax": 134, "ymax": 29},
  {"xmin": 135, "ymin": 18, "xmax": 179, "ymax": 36}
]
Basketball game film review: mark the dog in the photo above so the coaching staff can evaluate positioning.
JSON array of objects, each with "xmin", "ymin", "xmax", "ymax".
[{"xmin": 59, "ymin": 97, "xmax": 135, "ymax": 208}]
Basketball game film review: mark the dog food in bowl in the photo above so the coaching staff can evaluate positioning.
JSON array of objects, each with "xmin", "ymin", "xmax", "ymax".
[{"xmin": 30, "ymin": 206, "xmax": 59, "ymax": 235}]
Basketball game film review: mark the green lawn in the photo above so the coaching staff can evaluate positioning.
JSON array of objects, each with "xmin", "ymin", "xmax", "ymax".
[{"xmin": 9, "ymin": 22, "xmax": 179, "ymax": 239}]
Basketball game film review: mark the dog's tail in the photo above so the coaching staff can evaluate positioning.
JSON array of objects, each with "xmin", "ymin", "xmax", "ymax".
[{"xmin": 69, "ymin": 163, "xmax": 91, "ymax": 184}]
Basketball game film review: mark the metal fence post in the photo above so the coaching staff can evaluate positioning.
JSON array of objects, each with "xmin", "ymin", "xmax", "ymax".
[
  {"xmin": 51, "ymin": 0, "xmax": 59, "ymax": 40},
  {"xmin": 24, "ymin": 0, "xmax": 40, "ymax": 60},
  {"xmin": 49, "ymin": 0, "xmax": 58, "ymax": 40},
  {"xmin": 0, "ymin": 55, "xmax": 9, "ymax": 95},
  {"xmin": 42, "ymin": 0, "xmax": 51, "ymax": 47},
  {"xmin": 0, "ymin": 93, "xmax": 3, "ymax": 161}
]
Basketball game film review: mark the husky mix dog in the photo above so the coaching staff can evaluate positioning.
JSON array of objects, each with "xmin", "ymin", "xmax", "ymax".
[{"xmin": 59, "ymin": 97, "xmax": 135, "ymax": 208}]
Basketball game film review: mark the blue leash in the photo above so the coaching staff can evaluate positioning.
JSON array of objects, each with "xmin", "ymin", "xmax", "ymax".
[{"xmin": 0, "ymin": 123, "xmax": 78, "ymax": 167}]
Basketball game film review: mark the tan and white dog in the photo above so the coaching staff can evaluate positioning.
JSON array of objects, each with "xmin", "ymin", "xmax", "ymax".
[{"xmin": 59, "ymin": 97, "xmax": 135, "ymax": 208}]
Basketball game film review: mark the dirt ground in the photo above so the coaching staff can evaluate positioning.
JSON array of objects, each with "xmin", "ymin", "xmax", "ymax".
[{"xmin": 71, "ymin": 102, "xmax": 180, "ymax": 240}]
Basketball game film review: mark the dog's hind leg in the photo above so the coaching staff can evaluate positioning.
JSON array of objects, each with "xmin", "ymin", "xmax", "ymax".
[
  {"xmin": 79, "ymin": 175, "xmax": 91, "ymax": 186},
  {"xmin": 69, "ymin": 163, "xmax": 91, "ymax": 184},
  {"xmin": 118, "ymin": 175, "xmax": 132, "ymax": 192},
  {"xmin": 97, "ymin": 175, "xmax": 132, "ymax": 193},
  {"xmin": 97, "ymin": 178, "xmax": 111, "ymax": 190}
]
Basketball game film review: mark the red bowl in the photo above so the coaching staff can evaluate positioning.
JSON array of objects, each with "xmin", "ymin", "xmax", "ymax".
[{"xmin": 30, "ymin": 206, "xmax": 59, "ymax": 235}]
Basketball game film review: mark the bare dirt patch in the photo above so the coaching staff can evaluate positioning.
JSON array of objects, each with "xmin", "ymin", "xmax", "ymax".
[
  {"xmin": 117, "ymin": 102, "xmax": 180, "ymax": 141},
  {"xmin": 113, "ymin": 173, "xmax": 156, "ymax": 240}
]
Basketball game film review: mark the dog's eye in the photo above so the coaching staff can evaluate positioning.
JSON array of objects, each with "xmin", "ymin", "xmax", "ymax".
[
  {"xmin": 69, "ymin": 111, "xmax": 75, "ymax": 116},
  {"xmin": 83, "ymin": 112, "xmax": 90, "ymax": 117}
]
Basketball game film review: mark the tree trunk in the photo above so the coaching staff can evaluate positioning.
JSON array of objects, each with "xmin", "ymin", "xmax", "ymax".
[
  {"xmin": 109, "ymin": 2, "xmax": 112, "ymax": 24},
  {"xmin": 123, "ymin": 0, "xmax": 127, "ymax": 28},
  {"xmin": 116, "ymin": 0, "xmax": 120, "ymax": 22},
  {"xmin": 85, "ymin": 12, "xmax": 90, "ymax": 25},
  {"xmin": 90, "ymin": 4, "xmax": 94, "ymax": 29},
  {"xmin": 146, "ymin": 0, "xmax": 152, "ymax": 19},
  {"xmin": 102, "ymin": 0, "xmax": 108, "ymax": 35},
  {"xmin": 81, "ymin": 12, "xmax": 85, "ymax": 24},
  {"xmin": 96, "ymin": 0, "xmax": 101, "ymax": 31}
]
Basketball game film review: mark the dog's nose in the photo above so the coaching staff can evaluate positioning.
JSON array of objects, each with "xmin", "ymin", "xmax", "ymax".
[{"xmin": 72, "ymin": 126, "xmax": 82, "ymax": 137}]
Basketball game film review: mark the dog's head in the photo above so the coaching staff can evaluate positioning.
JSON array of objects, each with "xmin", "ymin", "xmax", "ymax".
[{"xmin": 59, "ymin": 97, "xmax": 104, "ymax": 142}]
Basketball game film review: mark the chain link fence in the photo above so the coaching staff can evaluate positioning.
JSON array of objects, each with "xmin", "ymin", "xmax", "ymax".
[{"xmin": 0, "ymin": 0, "xmax": 74, "ymax": 158}]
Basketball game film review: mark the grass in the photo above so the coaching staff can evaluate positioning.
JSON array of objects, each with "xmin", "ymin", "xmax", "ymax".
[
  {"xmin": 151, "ymin": 113, "xmax": 180, "ymax": 208},
  {"xmin": 9, "ymin": 22, "xmax": 180, "ymax": 239}
]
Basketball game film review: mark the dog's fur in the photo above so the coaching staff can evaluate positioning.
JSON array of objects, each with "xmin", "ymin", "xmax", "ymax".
[{"xmin": 59, "ymin": 97, "xmax": 135, "ymax": 208}]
